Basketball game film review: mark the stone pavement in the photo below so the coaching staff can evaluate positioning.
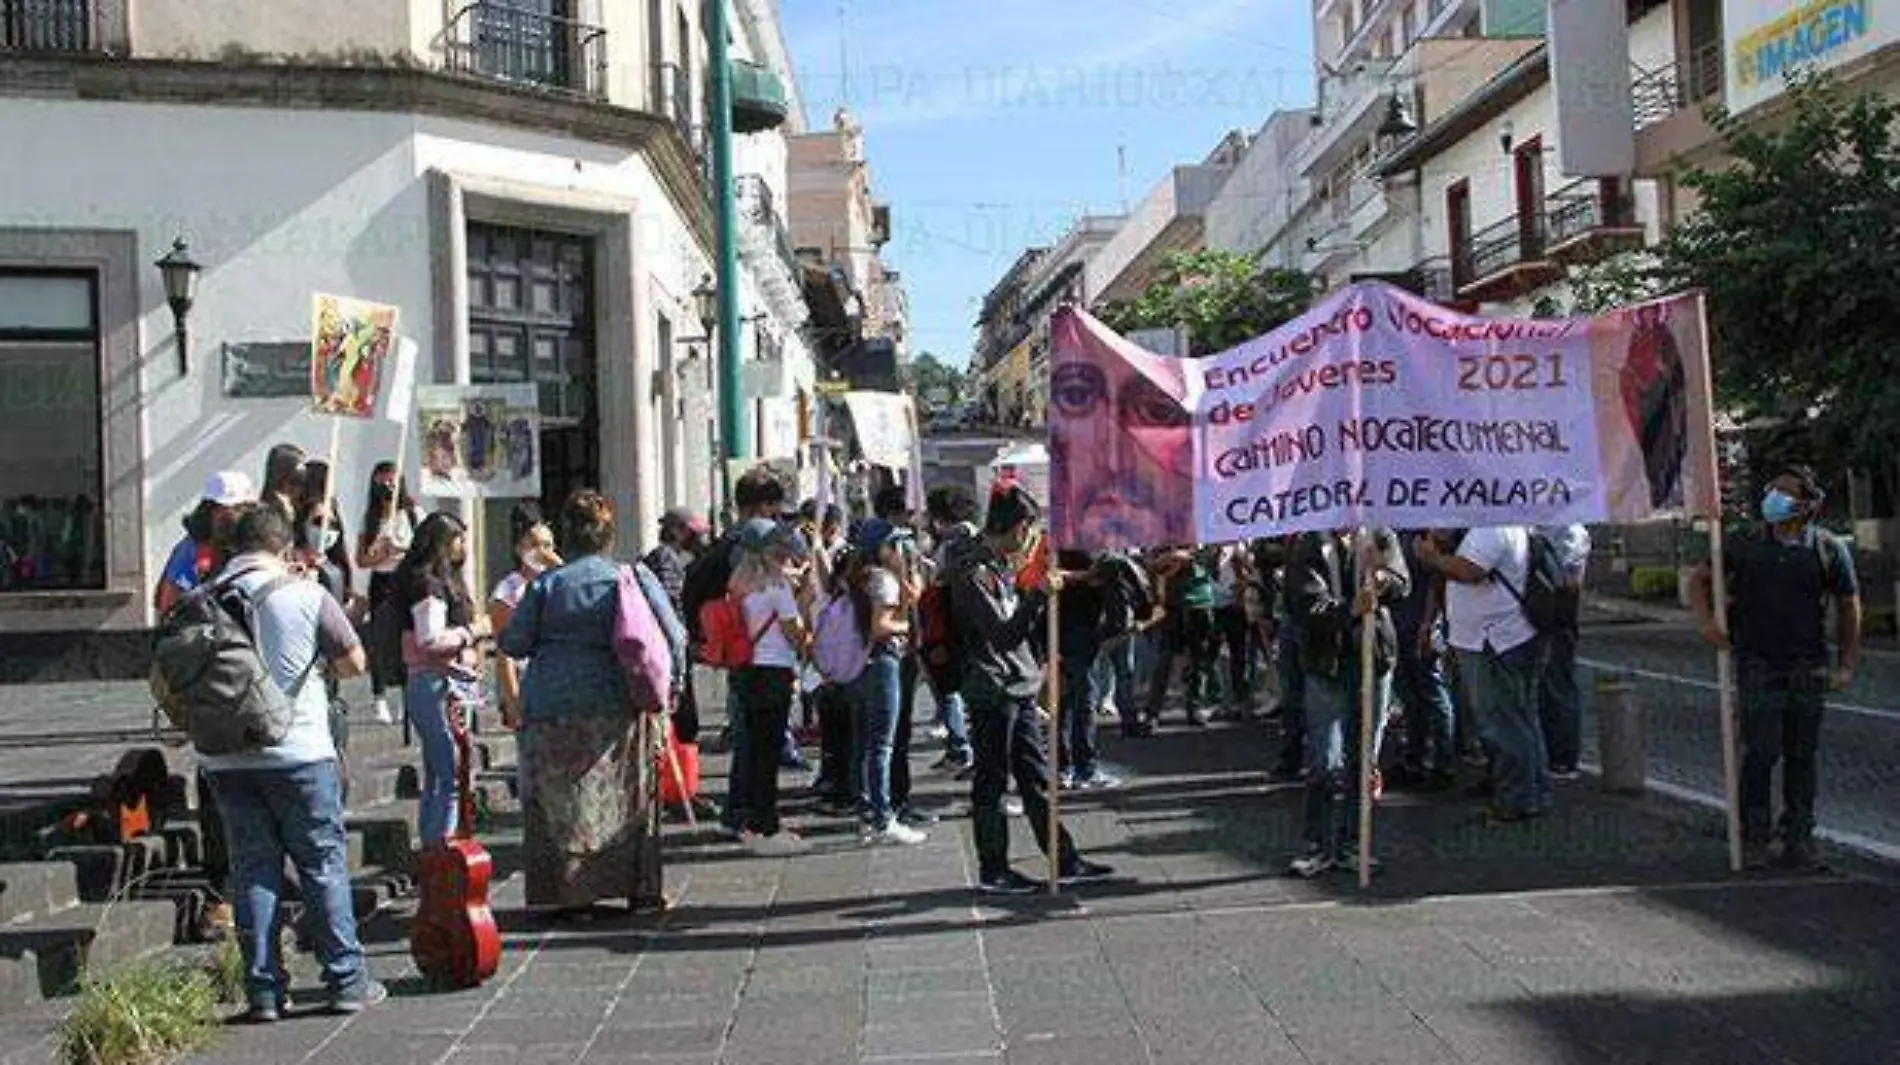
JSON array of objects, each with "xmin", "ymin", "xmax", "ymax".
[{"xmin": 4, "ymin": 701, "xmax": 1900, "ymax": 1064}]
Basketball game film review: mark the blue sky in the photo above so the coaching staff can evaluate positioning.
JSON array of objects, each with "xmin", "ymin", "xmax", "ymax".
[{"xmin": 780, "ymin": 0, "xmax": 1317, "ymax": 369}]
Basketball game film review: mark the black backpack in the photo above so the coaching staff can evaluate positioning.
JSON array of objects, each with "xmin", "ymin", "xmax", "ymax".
[
  {"xmin": 1094, "ymin": 555, "xmax": 1154, "ymax": 643},
  {"xmin": 1494, "ymin": 530, "xmax": 1576, "ymax": 636},
  {"xmin": 679, "ymin": 533, "xmax": 739, "ymax": 644},
  {"xmin": 150, "ymin": 575, "xmax": 314, "ymax": 755}
]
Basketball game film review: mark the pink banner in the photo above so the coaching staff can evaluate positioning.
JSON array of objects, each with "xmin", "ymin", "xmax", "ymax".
[{"xmin": 1047, "ymin": 282, "xmax": 1715, "ymax": 552}]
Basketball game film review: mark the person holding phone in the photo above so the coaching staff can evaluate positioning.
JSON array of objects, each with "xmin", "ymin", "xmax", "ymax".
[{"xmin": 395, "ymin": 512, "xmax": 490, "ymax": 845}]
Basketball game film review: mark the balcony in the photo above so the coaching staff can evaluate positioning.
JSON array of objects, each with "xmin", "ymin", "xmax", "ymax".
[
  {"xmin": 1630, "ymin": 40, "xmax": 1723, "ymax": 177},
  {"xmin": 1543, "ymin": 179, "xmax": 1644, "ymax": 266},
  {"xmin": 446, "ymin": 2, "xmax": 607, "ymax": 101},
  {"xmin": 1, "ymin": 0, "xmax": 126, "ymax": 54},
  {"xmin": 1455, "ymin": 214, "xmax": 1561, "ymax": 303},
  {"xmin": 730, "ymin": 58, "xmax": 790, "ymax": 134}
]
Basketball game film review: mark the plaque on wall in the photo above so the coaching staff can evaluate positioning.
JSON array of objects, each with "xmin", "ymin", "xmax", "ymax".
[{"xmin": 222, "ymin": 342, "xmax": 309, "ymax": 398}]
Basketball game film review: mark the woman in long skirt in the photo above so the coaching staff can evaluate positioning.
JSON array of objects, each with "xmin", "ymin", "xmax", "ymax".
[{"xmin": 499, "ymin": 490, "xmax": 665, "ymax": 918}]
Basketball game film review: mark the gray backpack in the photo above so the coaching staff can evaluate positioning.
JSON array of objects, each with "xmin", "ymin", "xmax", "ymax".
[{"xmin": 150, "ymin": 575, "xmax": 314, "ymax": 755}]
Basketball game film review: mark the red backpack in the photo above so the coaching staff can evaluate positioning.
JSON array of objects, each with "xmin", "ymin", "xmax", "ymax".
[{"xmin": 697, "ymin": 594, "xmax": 779, "ymax": 669}]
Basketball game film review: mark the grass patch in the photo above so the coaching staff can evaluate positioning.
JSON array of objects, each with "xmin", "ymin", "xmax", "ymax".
[{"xmin": 58, "ymin": 960, "xmax": 221, "ymax": 1065}]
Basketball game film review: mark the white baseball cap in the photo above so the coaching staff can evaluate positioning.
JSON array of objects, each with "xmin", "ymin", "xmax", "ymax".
[{"xmin": 202, "ymin": 470, "xmax": 258, "ymax": 507}]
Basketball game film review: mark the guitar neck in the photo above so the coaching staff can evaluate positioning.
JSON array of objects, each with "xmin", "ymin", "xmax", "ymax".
[{"xmin": 453, "ymin": 708, "xmax": 478, "ymax": 839}]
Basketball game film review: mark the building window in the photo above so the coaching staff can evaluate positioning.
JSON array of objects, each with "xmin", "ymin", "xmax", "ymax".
[{"xmin": 0, "ymin": 272, "xmax": 104, "ymax": 593}]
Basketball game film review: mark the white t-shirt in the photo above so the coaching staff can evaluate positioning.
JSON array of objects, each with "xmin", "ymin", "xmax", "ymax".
[
  {"xmin": 743, "ymin": 582, "xmax": 802, "ymax": 669},
  {"xmin": 369, "ymin": 511, "xmax": 417, "ymax": 575},
  {"xmin": 864, "ymin": 566, "xmax": 907, "ymax": 654},
  {"xmin": 490, "ymin": 570, "xmax": 530, "ymax": 611},
  {"xmin": 1444, "ymin": 526, "xmax": 1537, "ymax": 654}
]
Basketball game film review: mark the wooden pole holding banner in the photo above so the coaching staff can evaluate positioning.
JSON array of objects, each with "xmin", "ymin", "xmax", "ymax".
[
  {"xmin": 1356, "ymin": 531, "xmax": 1377, "ymax": 891},
  {"xmin": 1691, "ymin": 293, "xmax": 1743, "ymax": 872},
  {"xmin": 1046, "ymin": 568, "xmax": 1064, "ymax": 896}
]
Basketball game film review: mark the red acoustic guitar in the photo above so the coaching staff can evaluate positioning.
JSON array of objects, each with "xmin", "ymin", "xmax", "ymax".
[{"xmin": 410, "ymin": 697, "xmax": 500, "ymax": 988}]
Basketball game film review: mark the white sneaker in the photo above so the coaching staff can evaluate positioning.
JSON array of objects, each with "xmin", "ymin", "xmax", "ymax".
[
  {"xmin": 371, "ymin": 698, "xmax": 395, "ymax": 725},
  {"xmin": 870, "ymin": 821, "xmax": 927, "ymax": 846},
  {"xmin": 1003, "ymin": 797, "xmax": 1025, "ymax": 818}
]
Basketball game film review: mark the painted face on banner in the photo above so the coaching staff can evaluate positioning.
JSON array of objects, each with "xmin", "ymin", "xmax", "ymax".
[{"xmin": 1048, "ymin": 313, "xmax": 1195, "ymax": 551}]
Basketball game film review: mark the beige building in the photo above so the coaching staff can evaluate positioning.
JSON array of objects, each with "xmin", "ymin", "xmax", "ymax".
[
  {"xmin": 0, "ymin": 0, "xmax": 813, "ymax": 672},
  {"xmin": 788, "ymin": 108, "xmax": 909, "ymax": 386}
]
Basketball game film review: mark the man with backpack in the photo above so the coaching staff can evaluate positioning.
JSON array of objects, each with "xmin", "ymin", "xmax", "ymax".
[
  {"xmin": 1691, "ymin": 464, "xmax": 1860, "ymax": 870},
  {"xmin": 156, "ymin": 504, "xmax": 384, "ymax": 1022},
  {"xmin": 680, "ymin": 468, "xmax": 788, "ymax": 752},
  {"xmin": 1415, "ymin": 526, "xmax": 1553, "ymax": 823}
]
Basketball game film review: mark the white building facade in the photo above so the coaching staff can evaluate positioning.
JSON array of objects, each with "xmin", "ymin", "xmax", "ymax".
[{"xmin": 0, "ymin": 0, "xmax": 810, "ymax": 666}]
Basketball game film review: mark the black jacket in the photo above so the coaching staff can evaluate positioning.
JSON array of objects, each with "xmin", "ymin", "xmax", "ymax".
[
  {"xmin": 946, "ymin": 533, "xmax": 1047, "ymax": 700},
  {"xmin": 1288, "ymin": 529, "xmax": 1410, "ymax": 679}
]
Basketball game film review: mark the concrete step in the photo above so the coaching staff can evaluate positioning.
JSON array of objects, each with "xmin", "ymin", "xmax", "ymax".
[
  {"xmin": 0, "ymin": 899, "xmax": 177, "ymax": 1003},
  {"xmin": 0, "ymin": 862, "xmax": 80, "ymax": 926}
]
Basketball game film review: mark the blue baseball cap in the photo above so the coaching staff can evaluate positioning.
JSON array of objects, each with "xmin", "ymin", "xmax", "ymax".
[{"xmin": 739, "ymin": 517, "xmax": 809, "ymax": 558}]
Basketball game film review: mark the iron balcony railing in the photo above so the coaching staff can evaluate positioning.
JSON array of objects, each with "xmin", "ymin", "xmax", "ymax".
[
  {"xmin": 1546, "ymin": 179, "xmax": 1638, "ymax": 247},
  {"xmin": 1632, "ymin": 39, "xmax": 1723, "ymax": 132},
  {"xmin": 446, "ymin": 2, "xmax": 607, "ymax": 100},
  {"xmin": 654, "ymin": 60, "xmax": 696, "ymax": 133},
  {"xmin": 1, "ymin": 0, "xmax": 126, "ymax": 54},
  {"xmin": 736, "ymin": 175, "xmax": 799, "ymax": 281},
  {"xmin": 1400, "ymin": 257, "xmax": 1458, "ymax": 304},
  {"xmin": 1461, "ymin": 213, "xmax": 1546, "ymax": 285}
]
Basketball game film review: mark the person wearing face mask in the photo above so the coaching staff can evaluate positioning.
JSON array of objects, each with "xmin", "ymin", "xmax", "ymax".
[
  {"xmin": 292, "ymin": 460, "xmax": 354, "ymax": 610},
  {"xmin": 1691, "ymin": 464, "xmax": 1860, "ymax": 871},
  {"xmin": 490, "ymin": 503, "xmax": 562, "ymax": 730},
  {"xmin": 356, "ymin": 462, "xmax": 422, "ymax": 725}
]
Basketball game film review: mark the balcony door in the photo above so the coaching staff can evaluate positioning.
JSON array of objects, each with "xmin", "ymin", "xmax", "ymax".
[
  {"xmin": 1446, "ymin": 180, "xmax": 1472, "ymax": 287},
  {"xmin": 473, "ymin": 0, "xmax": 579, "ymax": 92},
  {"xmin": 1513, "ymin": 136, "xmax": 1546, "ymax": 257}
]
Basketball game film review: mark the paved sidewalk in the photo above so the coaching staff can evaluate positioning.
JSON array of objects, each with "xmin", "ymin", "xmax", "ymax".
[{"xmin": 5, "ymin": 708, "xmax": 1900, "ymax": 1064}]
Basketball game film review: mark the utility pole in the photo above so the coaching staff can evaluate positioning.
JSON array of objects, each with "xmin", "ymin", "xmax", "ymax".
[{"xmin": 710, "ymin": 0, "xmax": 747, "ymax": 461}]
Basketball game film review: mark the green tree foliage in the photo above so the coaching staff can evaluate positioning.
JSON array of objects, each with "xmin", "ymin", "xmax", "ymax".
[
  {"xmin": 1099, "ymin": 250, "xmax": 1320, "ymax": 356},
  {"xmin": 905, "ymin": 352, "xmax": 964, "ymax": 408},
  {"xmin": 1655, "ymin": 74, "xmax": 1900, "ymax": 473}
]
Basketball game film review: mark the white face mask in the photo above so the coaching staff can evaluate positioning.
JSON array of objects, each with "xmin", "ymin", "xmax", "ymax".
[
  {"xmin": 304, "ymin": 523, "xmax": 339, "ymax": 554},
  {"xmin": 519, "ymin": 549, "xmax": 547, "ymax": 575}
]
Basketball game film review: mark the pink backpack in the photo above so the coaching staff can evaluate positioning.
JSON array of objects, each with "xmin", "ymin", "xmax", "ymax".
[
  {"xmin": 614, "ymin": 565, "xmax": 674, "ymax": 712},
  {"xmin": 812, "ymin": 594, "xmax": 868, "ymax": 685}
]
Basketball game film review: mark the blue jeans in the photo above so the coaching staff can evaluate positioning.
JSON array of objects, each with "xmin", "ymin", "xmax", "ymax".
[
  {"xmin": 937, "ymin": 689, "xmax": 972, "ymax": 761},
  {"xmin": 1395, "ymin": 645, "xmax": 1457, "ymax": 775},
  {"xmin": 1460, "ymin": 640, "xmax": 1550, "ymax": 816},
  {"xmin": 852, "ymin": 650, "xmax": 903, "ymax": 828},
  {"xmin": 1301, "ymin": 669, "xmax": 1392, "ymax": 858},
  {"xmin": 405, "ymin": 673, "xmax": 471, "ymax": 845},
  {"xmin": 207, "ymin": 760, "xmax": 367, "ymax": 1009},
  {"xmin": 1538, "ymin": 623, "xmax": 1582, "ymax": 770},
  {"xmin": 1059, "ymin": 648, "xmax": 1101, "ymax": 777},
  {"xmin": 1093, "ymin": 638, "xmax": 1139, "ymax": 731}
]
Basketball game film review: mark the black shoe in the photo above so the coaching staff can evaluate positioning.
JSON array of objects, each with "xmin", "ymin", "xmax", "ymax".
[
  {"xmin": 977, "ymin": 869, "xmax": 1042, "ymax": 895},
  {"xmin": 1122, "ymin": 722, "xmax": 1155, "ymax": 740},
  {"xmin": 1777, "ymin": 839, "xmax": 1826, "ymax": 872},
  {"xmin": 1058, "ymin": 858, "xmax": 1114, "ymax": 884},
  {"xmin": 813, "ymin": 797, "xmax": 857, "ymax": 818},
  {"xmin": 898, "ymin": 806, "xmax": 940, "ymax": 827},
  {"xmin": 1266, "ymin": 766, "xmax": 1303, "ymax": 785}
]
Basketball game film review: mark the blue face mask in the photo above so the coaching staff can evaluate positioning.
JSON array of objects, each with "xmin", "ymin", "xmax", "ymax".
[{"xmin": 1761, "ymin": 489, "xmax": 1801, "ymax": 524}]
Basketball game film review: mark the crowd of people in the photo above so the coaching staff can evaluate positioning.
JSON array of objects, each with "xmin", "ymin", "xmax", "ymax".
[{"xmin": 152, "ymin": 444, "xmax": 1862, "ymax": 1022}]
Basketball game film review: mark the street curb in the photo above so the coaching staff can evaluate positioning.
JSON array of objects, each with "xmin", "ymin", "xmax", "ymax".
[{"xmin": 1574, "ymin": 761, "xmax": 1900, "ymax": 889}]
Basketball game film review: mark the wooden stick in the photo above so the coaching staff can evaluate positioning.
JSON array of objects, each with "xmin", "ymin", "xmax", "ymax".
[
  {"xmin": 1046, "ymin": 568, "xmax": 1064, "ymax": 896},
  {"xmin": 1693, "ymin": 294, "xmax": 1742, "ymax": 872},
  {"xmin": 1357, "ymin": 533, "xmax": 1377, "ymax": 891},
  {"xmin": 316, "ymin": 416, "xmax": 343, "ymax": 537}
]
